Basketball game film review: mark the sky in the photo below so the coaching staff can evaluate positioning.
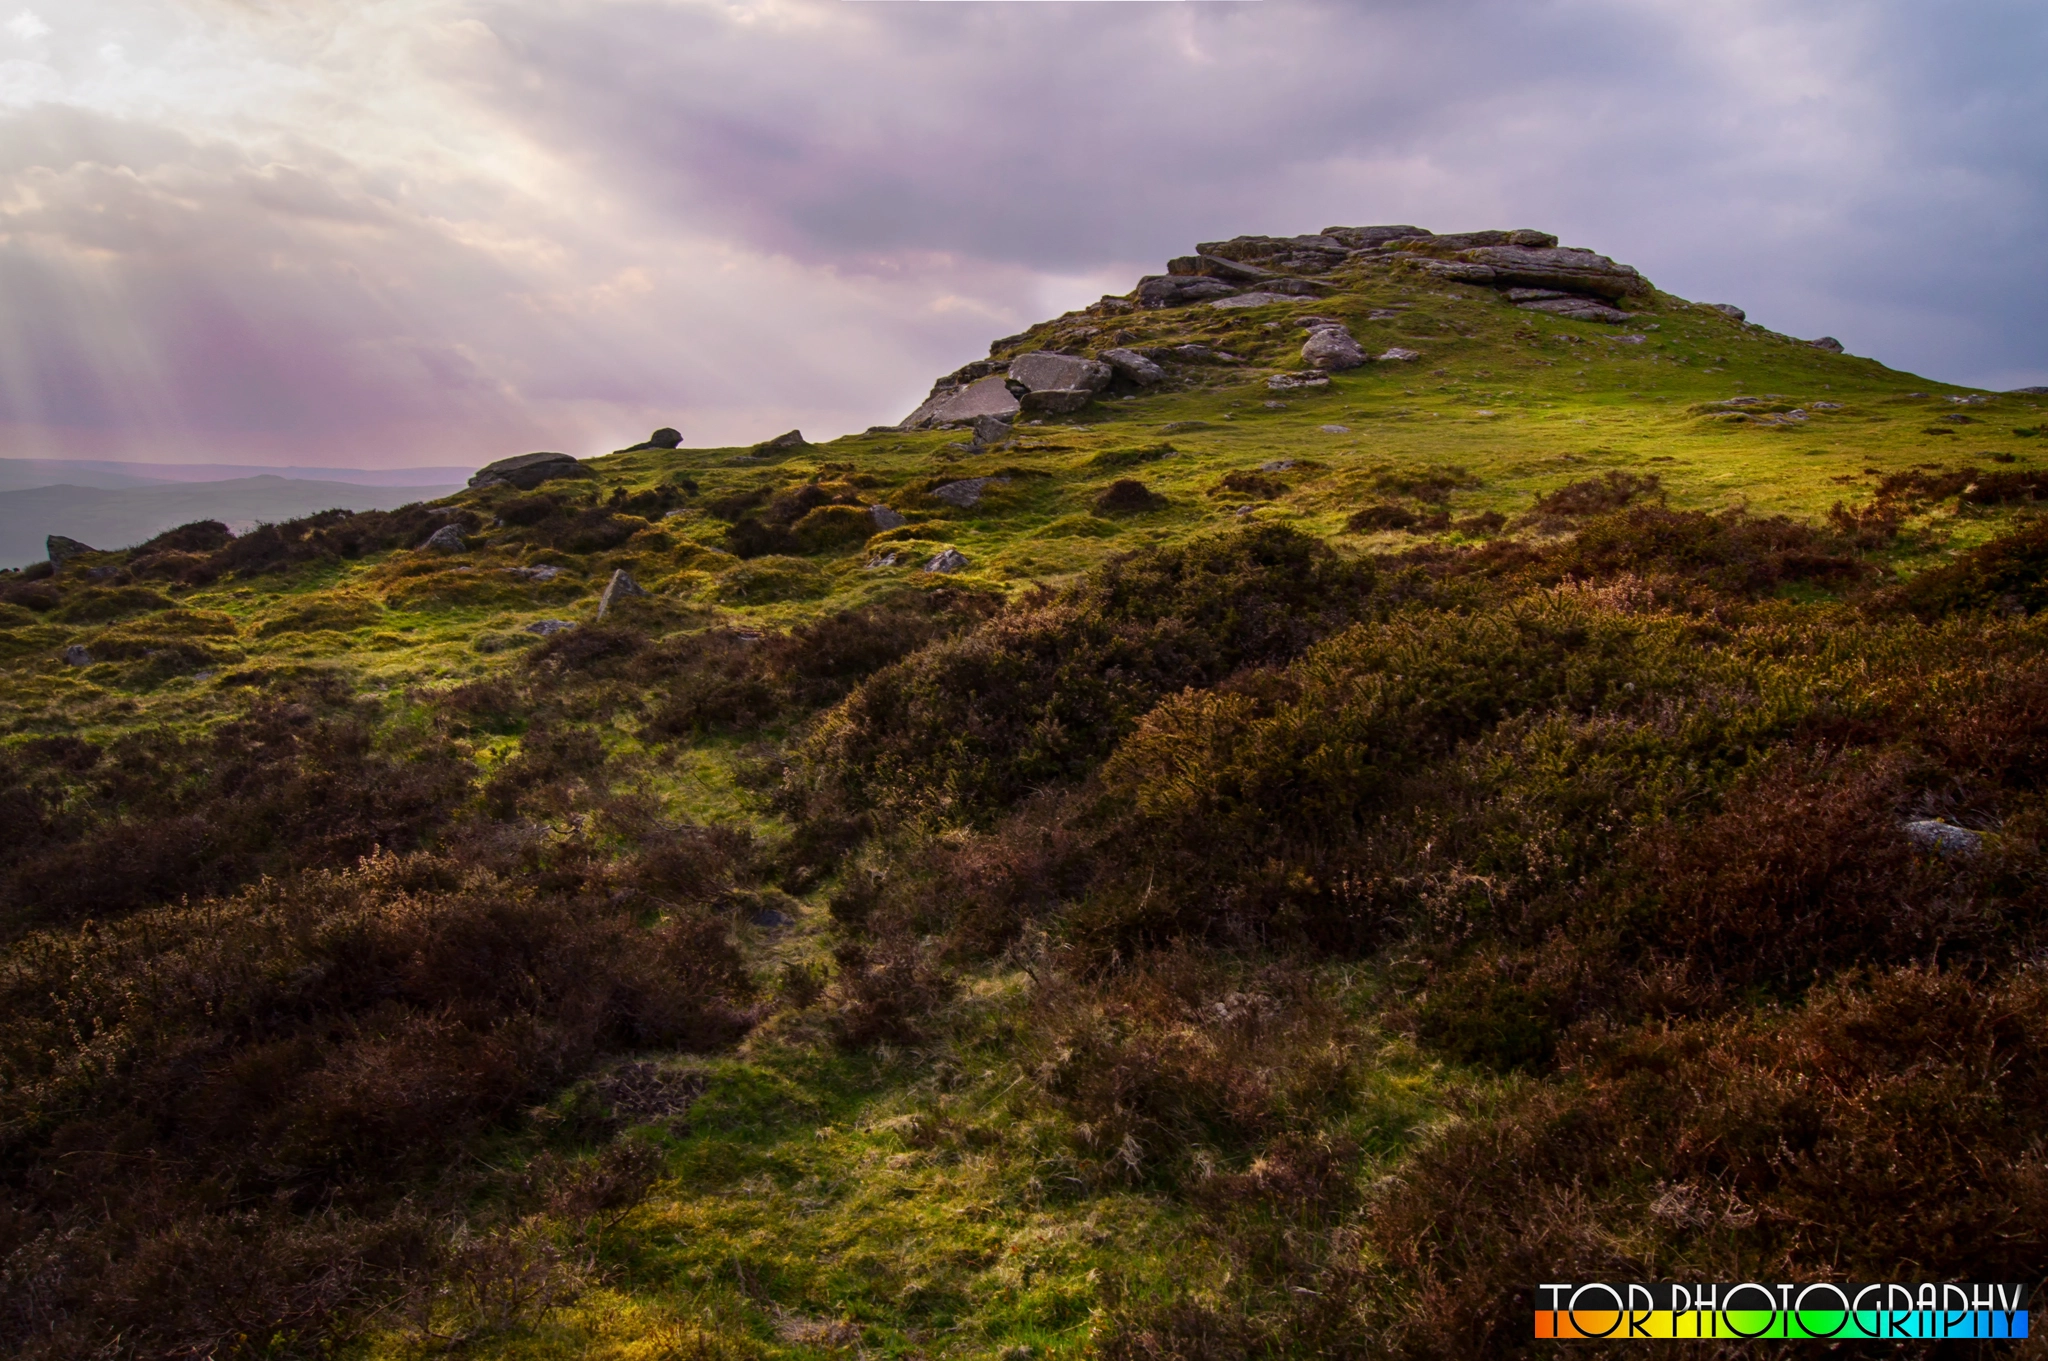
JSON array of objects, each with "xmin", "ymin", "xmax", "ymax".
[{"xmin": 0, "ymin": 0, "xmax": 2042, "ymax": 470}]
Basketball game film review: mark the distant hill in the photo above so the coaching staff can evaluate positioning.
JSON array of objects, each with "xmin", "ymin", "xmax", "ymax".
[
  {"xmin": 0, "ymin": 458, "xmax": 470, "ymax": 493},
  {"xmin": 0, "ymin": 474, "xmax": 462, "ymax": 567}
]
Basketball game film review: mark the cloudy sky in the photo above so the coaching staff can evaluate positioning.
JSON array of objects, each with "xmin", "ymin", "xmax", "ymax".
[{"xmin": 0, "ymin": 0, "xmax": 2042, "ymax": 469}]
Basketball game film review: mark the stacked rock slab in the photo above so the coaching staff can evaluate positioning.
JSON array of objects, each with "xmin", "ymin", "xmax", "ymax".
[
  {"xmin": 469, "ymin": 452, "xmax": 596, "ymax": 491},
  {"xmin": 1008, "ymin": 351, "xmax": 1112, "ymax": 417}
]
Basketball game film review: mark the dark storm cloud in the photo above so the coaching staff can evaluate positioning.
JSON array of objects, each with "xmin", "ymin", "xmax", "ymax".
[
  {"xmin": 0, "ymin": 0, "xmax": 2042, "ymax": 468},
  {"xmin": 467, "ymin": 0, "xmax": 2048, "ymax": 385}
]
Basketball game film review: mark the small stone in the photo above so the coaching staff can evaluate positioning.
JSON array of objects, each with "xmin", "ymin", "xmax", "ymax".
[
  {"xmin": 1261, "ymin": 400, "xmax": 1288, "ymax": 409},
  {"xmin": 1708, "ymin": 304, "xmax": 1747, "ymax": 322},
  {"xmin": 865, "ymin": 551, "xmax": 900, "ymax": 570},
  {"xmin": 1101, "ymin": 348, "xmax": 1167, "ymax": 385},
  {"xmin": 1903, "ymin": 819, "xmax": 1982, "ymax": 857},
  {"xmin": 1811, "ymin": 402, "xmax": 1842, "ymax": 410},
  {"xmin": 754, "ymin": 429, "xmax": 807, "ymax": 453},
  {"xmin": 923, "ymin": 548, "xmax": 969, "ymax": 574},
  {"xmin": 1378, "ymin": 348, "xmax": 1422, "ymax": 362},
  {"xmin": 1267, "ymin": 372, "xmax": 1331, "ymax": 391},
  {"xmin": 969, "ymin": 413, "xmax": 1014, "ymax": 447},
  {"xmin": 1808, "ymin": 336, "xmax": 1845, "ymax": 353},
  {"xmin": 46, "ymin": 535, "xmax": 95, "ymax": 567},
  {"xmin": 1260, "ymin": 460, "xmax": 1296, "ymax": 471},
  {"xmin": 869, "ymin": 504, "xmax": 907, "ymax": 531},
  {"xmin": 1319, "ymin": 424, "xmax": 1350, "ymax": 434},
  {"xmin": 930, "ymin": 477, "xmax": 1005, "ymax": 509},
  {"xmin": 595, "ymin": 569, "xmax": 646, "ymax": 621},
  {"xmin": 420, "ymin": 523, "xmax": 467, "ymax": 553},
  {"xmin": 525, "ymin": 619, "xmax": 575, "ymax": 636},
  {"xmin": 61, "ymin": 644, "xmax": 92, "ymax": 666},
  {"xmin": 1302, "ymin": 326, "xmax": 1368, "ymax": 371},
  {"xmin": 503, "ymin": 565, "xmax": 563, "ymax": 581}
]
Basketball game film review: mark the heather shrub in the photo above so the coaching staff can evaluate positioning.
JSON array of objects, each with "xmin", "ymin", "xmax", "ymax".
[
  {"xmin": 0, "ymin": 696, "xmax": 473, "ymax": 936},
  {"xmin": 0, "ymin": 845, "xmax": 754, "ymax": 1358},
  {"xmin": 1899, "ymin": 516, "xmax": 2048, "ymax": 618},
  {"xmin": 1531, "ymin": 470, "xmax": 1662, "ymax": 517},
  {"xmin": 793, "ymin": 525, "xmax": 1387, "ymax": 826},
  {"xmin": 1022, "ymin": 951, "xmax": 1364, "ymax": 1187},
  {"xmin": 1368, "ymin": 968, "xmax": 2048, "ymax": 1360},
  {"xmin": 1539, "ymin": 506, "xmax": 1864, "ymax": 595},
  {"xmin": 639, "ymin": 589, "xmax": 996, "ymax": 736}
]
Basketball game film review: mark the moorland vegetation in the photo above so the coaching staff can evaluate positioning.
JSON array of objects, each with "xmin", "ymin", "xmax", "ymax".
[{"xmin": 1, "ymin": 228, "xmax": 2046, "ymax": 1360}]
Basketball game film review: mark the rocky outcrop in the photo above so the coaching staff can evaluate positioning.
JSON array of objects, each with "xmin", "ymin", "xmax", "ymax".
[
  {"xmin": 469, "ymin": 452, "xmax": 595, "ymax": 491},
  {"xmin": 1321, "ymin": 225, "xmax": 1433, "ymax": 250},
  {"xmin": 618, "ymin": 427, "xmax": 683, "ymax": 452},
  {"xmin": 754, "ymin": 430, "xmax": 807, "ymax": 454},
  {"xmin": 61, "ymin": 644, "xmax": 91, "ymax": 666},
  {"xmin": 1301, "ymin": 325, "xmax": 1368, "ymax": 371},
  {"xmin": 46, "ymin": 535, "xmax": 94, "ymax": 567},
  {"xmin": 1808, "ymin": 337, "xmax": 1845, "ymax": 353},
  {"xmin": 901, "ymin": 375, "xmax": 1022, "ymax": 430},
  {"xmin": 923, "ymin": 548, "xmax": 969, "ymax": 574},
  {"xmin": 1412, "ymin": 245, "xmax": 1648, "ymax": 300},
  {"xmin": 1709, "ymin": 304, "xmax": 1747, "ymax": 322},
  {"xmin": 1196, "ymin": 235, "xmax": 1348, "ymax": 272},
  {"xmin": 1136, "ymin": 275, "xmax": 1240, "ymax": 308},
  {"xmin": 1167, "ymin": 253, "xmax": 1276, "ymax": 284},
  {"xmin": 1378, "ymin": 347, "xmax": 1422, "ymax": 362},
  {"xmin": 869, "ymin": 504, "xmax": 907, "ymax": 531},
  {"xmin": 1267, "ymin": 372, "xmax": 1331, "ymax": 391}
]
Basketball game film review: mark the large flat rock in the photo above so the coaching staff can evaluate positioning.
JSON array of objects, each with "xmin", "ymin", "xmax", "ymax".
[
  {"xmin": 469, "ymin": 451, "xmax": 597, "ymax": 491},
  {"xmin": 1008, "ymin": 352, "xmax": 1112, "ymax": 393},
  {"xmin": 901, "ymin": 375, "xmax": 1023, "ymax": 429}
]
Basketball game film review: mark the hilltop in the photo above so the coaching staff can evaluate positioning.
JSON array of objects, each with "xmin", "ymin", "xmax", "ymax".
[{"xmin": 1, "ymin": 227, "xmax": 2046, "ymax": 1361}]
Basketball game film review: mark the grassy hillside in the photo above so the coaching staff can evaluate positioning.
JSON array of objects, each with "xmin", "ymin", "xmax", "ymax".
[{"xmin": 2, "ymin": 244, "xmax": 2046, "ymax": 1360}]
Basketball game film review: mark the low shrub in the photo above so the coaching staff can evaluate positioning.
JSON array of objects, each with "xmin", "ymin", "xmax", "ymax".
[
  {"xmin": 1531, "ymin": 471, "xmax": 1661, "ymax": 518},
  {"xmin": 792, "ymin": 525, "xmax": 1388, "ymax": 826},
  {"xmin": 0, "ymin": 845, "xmax": 755, "ymax": 1358},
  {"xmin": 1899, "ymin": 516, "xmax": 2048, "ymax": 618}
]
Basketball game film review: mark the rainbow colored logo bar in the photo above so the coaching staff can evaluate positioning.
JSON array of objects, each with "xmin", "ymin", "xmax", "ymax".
[{"xmin": 1536, "ymin": 1284, "xmax": 2029, "ymax": 1341}]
